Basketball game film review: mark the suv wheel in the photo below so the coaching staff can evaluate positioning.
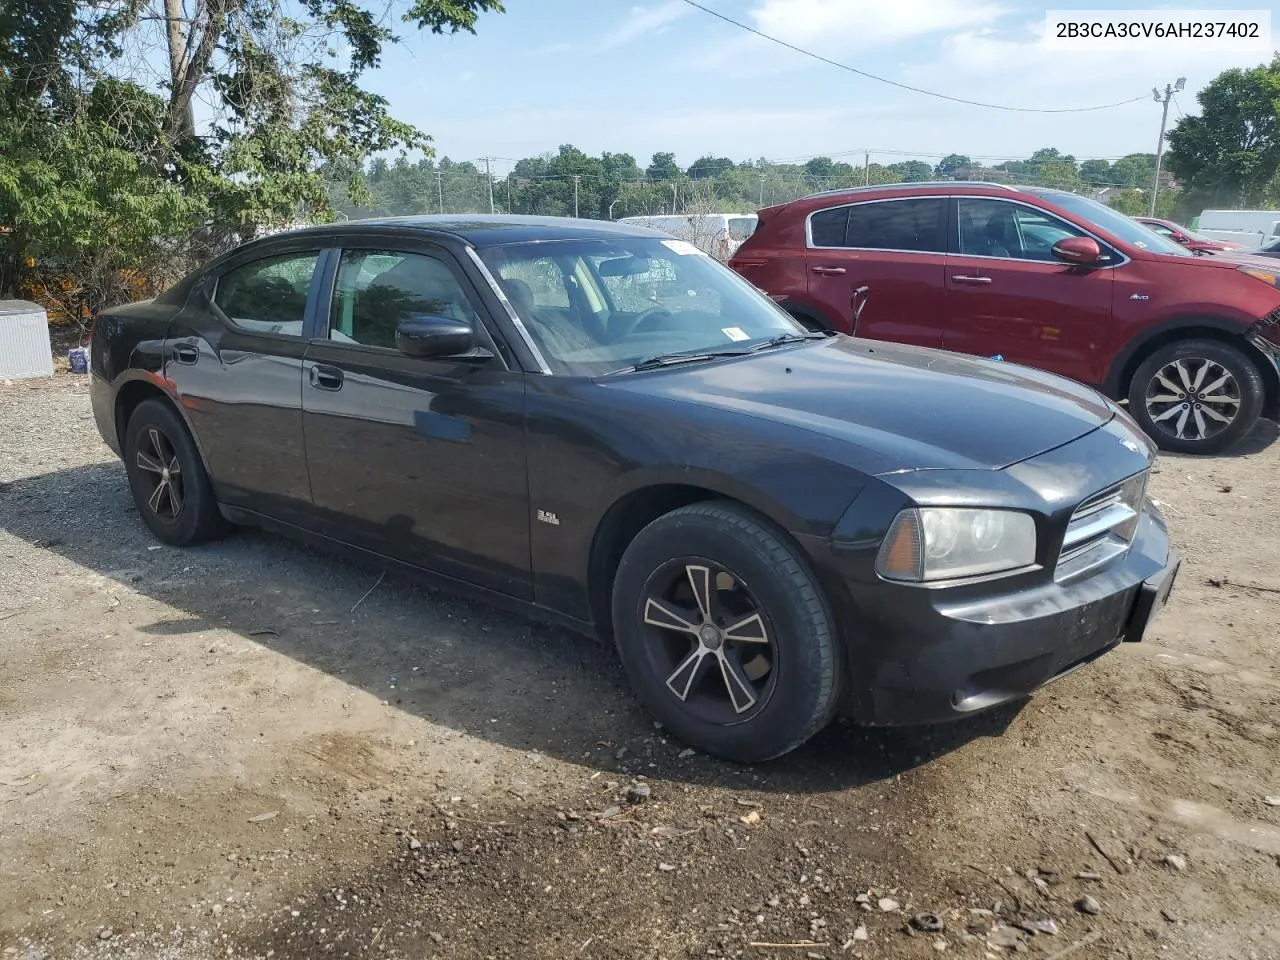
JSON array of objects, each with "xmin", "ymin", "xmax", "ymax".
[
  {"xmin": 611, "ymin": 502, "xmax": 843, "ymax": 762},
  {"xmin": 124, "ymin": 398, "xmax": 226, "ymax": 546},
  {"xmin": 1127, "ymin": 339, "xmax": 1264, "ymax": 455}
]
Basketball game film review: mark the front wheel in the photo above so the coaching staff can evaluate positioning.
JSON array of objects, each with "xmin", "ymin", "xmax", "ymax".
[
  {"xmin": 611, "ymin": 502, "xmax": 843, "ymax": 762},
  {"xmin": 1127, "ymin": 339, "xmax": 1264, "ymax": 455}
]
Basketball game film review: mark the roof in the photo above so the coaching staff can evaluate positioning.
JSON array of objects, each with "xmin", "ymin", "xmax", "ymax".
[
  {"xmin": 271, "ymin": 214, "xmax": 663, "ymax": 247},
  {"xmin": 801, "ymin": 181, "xmax": 1021, "ymax": 202}
]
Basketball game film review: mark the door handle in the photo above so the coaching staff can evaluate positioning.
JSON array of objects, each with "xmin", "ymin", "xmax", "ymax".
[
  {"xmin": 951, "ymin": 275, "xmax": 992, "ymax": 285},
  {"xmin": 172, "ymin": 342, "xmax": 199, "ymax": 365},
  {"xmin": 309, "ymin": 364, "xmax": 343, "ymax": 390},
  {"xmin": 811, "ymin": 265, "xmax": 847, "ymax": 276}
]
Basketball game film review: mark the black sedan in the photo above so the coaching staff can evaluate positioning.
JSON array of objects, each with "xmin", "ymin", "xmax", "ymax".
[{"xmin": 90, "ymin": 215, "xmax": 1179, "ymax": 762}]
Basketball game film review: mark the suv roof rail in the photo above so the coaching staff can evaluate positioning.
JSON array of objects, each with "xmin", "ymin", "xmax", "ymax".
[{"xmin": 800, "ymin": 181, "xmax": 1021, "ymax": 201}]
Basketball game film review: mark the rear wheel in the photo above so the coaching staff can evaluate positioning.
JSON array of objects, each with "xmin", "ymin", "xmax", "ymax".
[
  {"xmin": 611, "ymin": 502, "xmax": 843, "ymax": 762},
  {"xmin": 124, "ymin": 398, "xmax": 226, "ymax": 545},
  {"xmin": 1127, "ymin": 339, "xmax": 1264, "ymax": 455}
]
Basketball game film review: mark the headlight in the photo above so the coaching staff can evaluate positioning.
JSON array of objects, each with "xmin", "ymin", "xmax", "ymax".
[
  {"xmin": 876, "ymin": 508, "xmax": 1037, "ymax": 582},
  {"xmin": 1237, "ymin": 264, "xmax": 1280, "ymax": 289}
]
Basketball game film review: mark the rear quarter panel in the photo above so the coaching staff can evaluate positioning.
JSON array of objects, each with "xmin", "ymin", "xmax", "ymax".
[
  {"xmin": 730, "ymin": 210, "xmax": 821, "ymax": 323},
  {"xmin": 89, "ymin": 301, "xmax": 181, "ymax": 453}
]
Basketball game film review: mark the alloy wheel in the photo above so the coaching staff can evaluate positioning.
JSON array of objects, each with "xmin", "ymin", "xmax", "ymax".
[
  {"xmin": 134, "ymin": 426, "xmax": 185, "ymax": 520},
  {"xmin": 641, "ymin": 560, "xmax": 776, "ymax": 723},
  {"xmin": 1143, "ymin": 357, "xmax": 1240, "ymax": 443}
]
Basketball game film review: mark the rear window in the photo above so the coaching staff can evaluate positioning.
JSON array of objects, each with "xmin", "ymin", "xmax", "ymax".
[
  {"xmin": 728, "ymin": 217, "xmax": 757, "ymax": 241},
  {"xmin": 809, "ymin": 207, "xmax": 850, "ymax": 247},
  {"xmin": 846, "ymin": 199, "xmax": 946, "ymax": 252}
]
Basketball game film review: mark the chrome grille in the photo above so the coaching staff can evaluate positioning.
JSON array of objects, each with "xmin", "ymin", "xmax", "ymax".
[{"xmin": 1056, "ymin": 472, "xmax": 1148, "ymax": 581}]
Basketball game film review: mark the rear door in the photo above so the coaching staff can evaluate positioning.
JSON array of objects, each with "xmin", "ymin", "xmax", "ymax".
[
  {"xmin": 167, "ymin": 244, "xmax": 327, "ymax": 525},
  {"xmin": 804, "ymin": 197, "xmax": 948, "ymax": 345},
  {"xmin": 942, "ymin": 197, "xmax": 1115, "ymax": 384},
  {"xmin": 300, "ymin": 240, "xmax": 532, "ymax": 598}
]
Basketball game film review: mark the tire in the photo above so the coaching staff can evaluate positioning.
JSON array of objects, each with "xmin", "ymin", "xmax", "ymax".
[
  {"xmin": 123, "ymin": 398, "xmax": 226, "ymax": 546},
  {"xmin": 611, "ymin": 501, "xmax": 843, "ymax": 763},
  {"xmin": 1127, "ymin": 338, "xmax": 1264, "ymax": 455}
]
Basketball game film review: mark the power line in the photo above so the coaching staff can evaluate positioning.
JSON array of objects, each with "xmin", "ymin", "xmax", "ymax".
[{"xmin": 676, "ymin": 0, "xmax": 1150, "ymax": 114}]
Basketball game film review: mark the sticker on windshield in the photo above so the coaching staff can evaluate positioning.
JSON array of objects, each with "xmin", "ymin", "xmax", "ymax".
[
  {"xmin": 661, "ymin": 239, "xmax": 706, "ymax": 256},
  {"xmin": 722, "ymin": 326, "xmax": 750, "ymax": 342}
]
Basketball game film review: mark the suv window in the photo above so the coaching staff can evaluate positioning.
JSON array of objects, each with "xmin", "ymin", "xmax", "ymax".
[
  {"xmin": 957, "ymin": 199, "xmax": 1085, "ymax": 262},
  {"xmin": 329, "ymin": 249, "xmax": 478, "ymax": 349},
  {"xmin": 809, "ymin": 207, "xmax": 849, "ymax": 247},
  {"xmin": 214, "ymin": 251, "xmax": 319, "ymax": 335},
  {"xmin": 728, "ymin": 217, "xmax": 757, "ymax": 241},
  {"xmin": 812, "ymin": 199, "xmax": 946, "ymax": 252}
]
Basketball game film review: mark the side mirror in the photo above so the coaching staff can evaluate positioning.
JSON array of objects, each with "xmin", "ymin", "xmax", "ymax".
[
  {"xmin": 395, "ymin": 314, "xmax": 474, "ymax": 358},
  {"xmin": 1052, "ymin": 236, "xmax": 1103, "ymax": 266}
]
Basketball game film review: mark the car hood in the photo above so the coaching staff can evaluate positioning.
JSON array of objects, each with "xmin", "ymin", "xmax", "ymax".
[{"xmin": 603, "ymin": 336, "xmax": 1114, "ymax": 473}]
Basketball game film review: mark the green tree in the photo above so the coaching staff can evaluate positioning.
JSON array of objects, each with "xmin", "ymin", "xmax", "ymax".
[
  {"xmin": 0, "ymin": 0, "xmax": 504, "ymax": 303},
  {"xmin": 1079, "ymin": 158, "xmax": 1113, "ymax": 187},
  {"xmin": 1166, "ymin": 56, "xmax": 1280, "ymax": 210},
  {"xmin": 686, "ymin": 155, "xmax": 734, "ymax": 180},
  {"xmin": 934, "ymin": 154, "xmax": 970, "ymax": 178},
  {"xmin": 646, "ymin": 152, "xmax": 681, "ymax": 181},
  {"xmin": 887, "ymin": 160, "xmax": 934, "ymax": 182},
  {"xmin": 1110, "ymin": 154, "xmax": 1156, "ymax": 188}
]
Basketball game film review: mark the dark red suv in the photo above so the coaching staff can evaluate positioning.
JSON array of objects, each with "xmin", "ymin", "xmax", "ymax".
[{"xmin": 730, "ymin": 183, "xmax": 1280, "ymax": 454}]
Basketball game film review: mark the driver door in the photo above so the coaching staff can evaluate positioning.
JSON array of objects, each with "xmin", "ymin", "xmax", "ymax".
[{"xmin": 300, "ymin": 241, "xmax": 532, "ymax": 598}]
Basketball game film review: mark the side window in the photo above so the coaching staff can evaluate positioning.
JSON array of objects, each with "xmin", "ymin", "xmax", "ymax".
[
  {"xmin": 1012, "ymin": 206, "xmax": 1085, "ymax": 261},
  {"xmin": 1146, "ymin": 222, "xmax": 1176, "ymax": 239},
  {"xmin": 958, "ymin": 198, "xmax": 1084, "ymax": 261},
  {"xmin": 809, "ymin": 207, "xmax": 850, "ymax": 247},
  {"xmin": 728, "ymin": 217, "xmax": 757, "ymax": 241},
  {"xmin": 214, "ymin": 251, "xmax": 319, "ymax": 336},
  {"xmin": 329, "ymin": 250, "xmax": 478, "ymax": 350},
  {"xmin": 845, "ymin": 199, "xmax": 946, "ymax": 252}
]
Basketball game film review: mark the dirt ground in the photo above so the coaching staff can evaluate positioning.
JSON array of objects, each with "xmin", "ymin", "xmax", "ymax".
[{"xmin": 2, "ymin": 374, "xmax": 1279, "ymax": 960}]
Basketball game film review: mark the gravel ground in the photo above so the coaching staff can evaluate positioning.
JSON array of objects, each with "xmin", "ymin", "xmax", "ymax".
[{"xmin": 2, "ymin": 374, "xmax": 1279, "ymax": 960}]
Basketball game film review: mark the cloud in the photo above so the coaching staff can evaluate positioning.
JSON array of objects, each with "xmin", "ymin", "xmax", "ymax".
[
  {"xmin": 603, "ymin": 1, "xmax": 691, "ymax": 49},
  {"xmin": 748, "ymin": 0, "xmax": 1011, "ymax": 51}
]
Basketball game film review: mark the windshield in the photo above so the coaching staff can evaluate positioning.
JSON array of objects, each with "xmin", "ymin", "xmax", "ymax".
[
  {"xmin": 1028, "ymin": 191, "xmax": 1192, "ymax": 256},
  {"xmin": 479, "ymin": 237, "xmax": 803, "ymax": 375}
]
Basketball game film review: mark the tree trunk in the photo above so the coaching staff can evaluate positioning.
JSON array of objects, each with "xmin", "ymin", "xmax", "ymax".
[{"xmin": 163, "ymin": 0, "xmax": 195, "ymax": 140}]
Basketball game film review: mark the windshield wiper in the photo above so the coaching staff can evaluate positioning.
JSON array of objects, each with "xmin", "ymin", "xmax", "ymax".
[
  {"xmin": 606, "ymin": 349, "xmax": 752, "ymax": 375},
  {"xmin": 748, "ymin": 331, "xmax": 831, "ymax": 351}
]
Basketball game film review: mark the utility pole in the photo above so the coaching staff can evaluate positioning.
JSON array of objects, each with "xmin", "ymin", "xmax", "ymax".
[
  {"xmin": 507, "ymin": 175, "xmax": 512, "ymax": 211},
  {"xmin": 436, "ymin": 171, "xmax": 443, "ymax": 214},
  {"xmin": 573, "ymin": 175, "xmax": 581, "ymax": 218},
  {"xmin": 484, "ymin": 157, "xmax": 495, "ymax": 214},
  {"xmin": 864, "ymin": 152, "xmax": 870, "ymax": 186},
  {"xmin": 759, "ymin": 174, "xmax": 766, "ymax": 206},
  {"xmin": 1150, "ymin": 78, "xmax": 1185, "ymax": 216},
  {"xmin": 672, "ymin": 182, "xmax": 678, "ymax": 214}
]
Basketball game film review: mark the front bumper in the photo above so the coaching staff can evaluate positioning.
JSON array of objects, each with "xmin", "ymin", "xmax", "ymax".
[{"xmin": 847, "ymin": 507, "xmax": 1178, "ymax": 726}]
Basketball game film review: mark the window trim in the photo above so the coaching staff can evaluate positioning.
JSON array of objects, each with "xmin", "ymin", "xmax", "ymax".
[
  {"xmin": 310, "ymin": 244, "xmax": 507, "ymax": 364},
  {"xmin": 948, "ymin": 196, "xmax": 1131, "ymax": 268},
  {"xmin": 804, "ymin": 195, "xmax": 950, "ymax": 254},
  {"xmin": 208, "ymin": 247, "xmax": 331, "ymax": 341}
]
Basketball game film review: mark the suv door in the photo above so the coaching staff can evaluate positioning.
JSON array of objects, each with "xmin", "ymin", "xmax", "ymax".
[
  {"xmin": 804, "ymin": 197, "xmax": 948, "ymax": 346},
  {"xmin": 167, "ymin": 245, "xmax": 326, "ymax": 525},
  {"xmin": 301, "ymin": 242, "xmax": 532, "ymax": 599},
  {"xmin": 943, "ymin": 198, "xmax": 1115, "ymax": 385}
]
